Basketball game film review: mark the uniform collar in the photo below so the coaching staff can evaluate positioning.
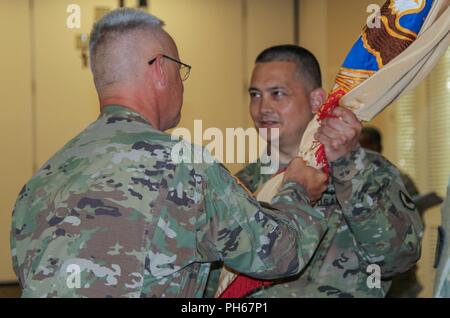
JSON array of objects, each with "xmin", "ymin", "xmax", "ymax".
[{"xmin": 100, "ymin": 104, "xmax": 152, "ymax": 126}]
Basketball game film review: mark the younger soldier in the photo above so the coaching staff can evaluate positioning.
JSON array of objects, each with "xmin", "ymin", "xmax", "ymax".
[{"xmin": 209, "ymin": 45, "xmax": 423, "ymax": 298}]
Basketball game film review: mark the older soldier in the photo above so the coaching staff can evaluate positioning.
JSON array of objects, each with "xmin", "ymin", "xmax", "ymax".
[
  {"xmin": 209, "ymin": 45, "xmax": 423, "ymax": 298},
  {"xmin": 10, "ymin": 9, "xmax": 330, "ymax": 298}
]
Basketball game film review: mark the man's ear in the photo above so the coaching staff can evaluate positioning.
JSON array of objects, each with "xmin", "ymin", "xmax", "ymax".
[
  {"xmin": 309, "ymin": 88, "xmax": 327, "ymax": 114},
  {"xmin": 152, "ymin": 56, "xmax": 167, "ymax": 88}
]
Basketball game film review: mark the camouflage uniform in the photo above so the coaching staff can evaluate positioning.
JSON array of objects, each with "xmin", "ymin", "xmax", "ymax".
[
  {"xmin": 434, "ymin": 178, "xmax": 450, "ymax": 298},
  {"xmin": 222, "ymin": 147, "xmax": 423, "ymax": 298},
  {"xmin": 10, "ymin": 105, "xmax": 328, "ymax": 298},
  {"xmin": 386, "ymin": 172, "xmax": 422, "ymax": 298}
]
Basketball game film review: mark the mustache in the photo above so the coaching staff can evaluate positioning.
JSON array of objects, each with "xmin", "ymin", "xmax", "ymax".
[{"xmin": 258, "ymin": 117, "xmax": 281, "ymax": 122}]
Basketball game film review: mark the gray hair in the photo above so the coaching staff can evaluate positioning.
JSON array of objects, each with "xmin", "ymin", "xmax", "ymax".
[{"xmin": 89, "ymin": 8, "xmax": 165, "ymax": 60}]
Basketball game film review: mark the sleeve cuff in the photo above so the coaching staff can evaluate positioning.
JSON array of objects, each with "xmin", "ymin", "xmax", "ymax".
[
  {"xmin": 331, "ymin": 146, "xmax": 368, "ymax": 182},
  {"xmin": 276, "ymin": 181, "xmax": 311, "ymax": 206}
]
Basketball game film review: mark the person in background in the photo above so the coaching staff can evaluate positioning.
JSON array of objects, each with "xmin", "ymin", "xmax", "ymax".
[
  {"xmin": 360, "ymin": 127, "xmax": 419, "ymax": 198},
  {"xmin": 434, "ymin": 177, "xmax": 450, "ymax": 298}
]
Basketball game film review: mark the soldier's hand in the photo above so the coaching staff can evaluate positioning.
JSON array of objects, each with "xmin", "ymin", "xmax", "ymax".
[
  {"xmin": 283, "ymin": 157, "xmax": 328, "ymax": 203},
  {"xmin": 314, "ymin": 106, "xmax": 362, "ymax": 162}
]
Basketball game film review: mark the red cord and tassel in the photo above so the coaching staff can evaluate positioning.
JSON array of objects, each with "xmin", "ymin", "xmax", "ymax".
[{"xmin": 314, "ymin": 89, "xmax": 346, "ymax": 175}]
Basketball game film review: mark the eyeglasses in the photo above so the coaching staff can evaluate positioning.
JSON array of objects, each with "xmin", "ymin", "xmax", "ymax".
[{"xmin": 148, "ymin": 54, "xmax": 191, "ymax": 81}]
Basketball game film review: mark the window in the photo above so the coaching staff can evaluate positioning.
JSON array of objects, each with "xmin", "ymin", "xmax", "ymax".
[
  {"xmin": 395, "ymin": 89, "xmax": 418, "ymax": 187},
  {"xmin": 395, "ymin": 48, "xmax": 450, "ymax": 197},
  {"xmin": 427, "ymin": 48, "xmax": 450, "ymax": 197},
  {"xmin": 393, "ymin": 47, "xmax": 450, "ymax": 298}
]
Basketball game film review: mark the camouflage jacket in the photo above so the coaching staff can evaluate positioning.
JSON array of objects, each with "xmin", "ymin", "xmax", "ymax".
[
  {"xmin": 10, "ymin": 105, "xmax": 328, "ymax": 298},
  {"xmin": 236, "ymin": 147, "xmax": 424, "ymax": 298}
]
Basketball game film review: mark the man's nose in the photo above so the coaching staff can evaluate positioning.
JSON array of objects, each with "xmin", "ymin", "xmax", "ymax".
[{"xmin": 260, "ymin": 98, "xmax": 274, "ymax": 114}]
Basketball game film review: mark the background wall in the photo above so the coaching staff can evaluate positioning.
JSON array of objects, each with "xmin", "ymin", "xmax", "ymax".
[{"xmin": 0, "ymin": 0, "xmax": 33, "ymax": 283}]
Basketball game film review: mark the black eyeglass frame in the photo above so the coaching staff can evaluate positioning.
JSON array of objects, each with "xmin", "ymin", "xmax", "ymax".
[{"xmin": 148, "ymin": 54, "xmax": 191, "ymax": 81}]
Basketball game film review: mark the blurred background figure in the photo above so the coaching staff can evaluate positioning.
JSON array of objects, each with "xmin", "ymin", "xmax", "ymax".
[
  {"xmin": 360, "ymin": 127, "xmax": 419, "ymax": 198},
  {"xmin": 434, "ymin": 177, "xmax": 450, "ymax": 298}
]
